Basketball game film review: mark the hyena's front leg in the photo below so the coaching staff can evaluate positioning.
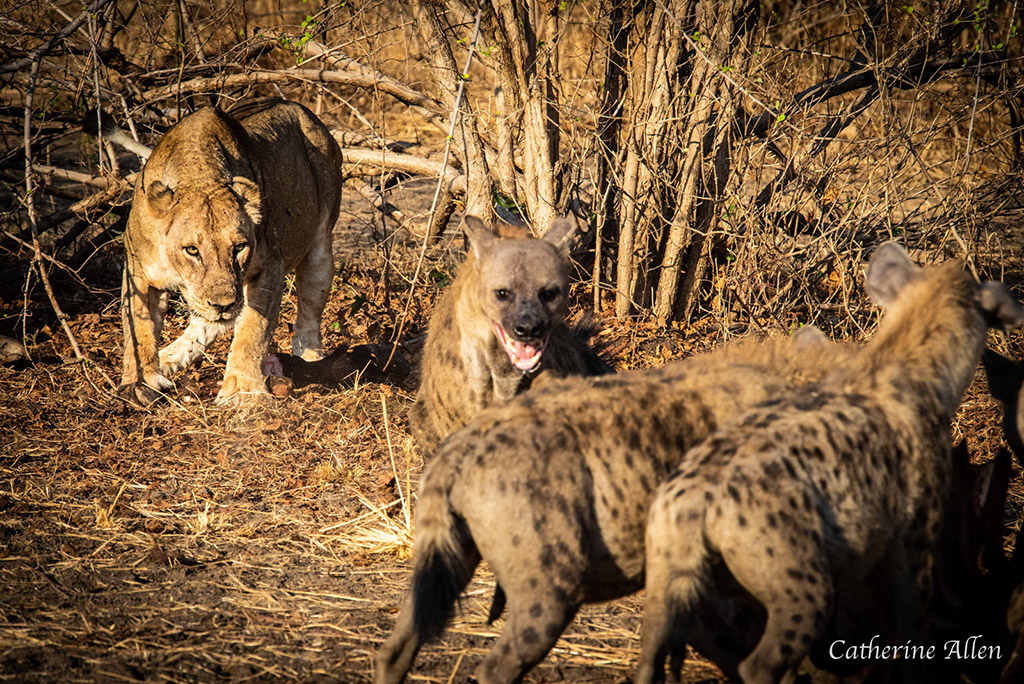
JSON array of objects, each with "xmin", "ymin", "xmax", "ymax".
[
  {"xmin": 118, "ymin": 267, "xmax": 173, "ymax": 405},
  {"xmin": 216, "ymin": 260, "xmax": 285, "ymax": 405}
]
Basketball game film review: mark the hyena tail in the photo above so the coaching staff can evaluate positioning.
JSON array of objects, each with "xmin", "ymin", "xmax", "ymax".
[
  {"xmin": 375, "ymin": 477, "xmax": 479, "ymax": 684},
  {"xmin": 636, "ymin": 487, "xmax": 711, "ymax": 684},
  {"xmin": 410, "ymin": 482, "xmax": 480, "ymax": 641}
]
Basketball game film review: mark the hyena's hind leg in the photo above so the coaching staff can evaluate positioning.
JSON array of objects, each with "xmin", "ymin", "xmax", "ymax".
[
  {"xmin": 473, "ymin": 577, "xmax": 582, "ymax": 684},
  {"xmin": 636, "ymin": 484, "xmax": 711, "ymax": 684},
  {"xmin": 725, "ymin": 528, "xmax": 834, "ymax": 684}
]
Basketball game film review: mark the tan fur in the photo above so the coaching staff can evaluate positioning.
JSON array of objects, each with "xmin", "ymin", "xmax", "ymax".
[
  {"xmin": 410, "ymin": 216, "xmax": 607, "ymax": 451},
  {"xmin": 117, "ymin": 99, "xmax": 342, "ymax": 405},
  {"xmin": 637, "ymin": 245, "xmax": 1024, "ymax": 684},
  {"xmin": 374, "ymin": 326, "xmax": 852, "ymax": 684}
]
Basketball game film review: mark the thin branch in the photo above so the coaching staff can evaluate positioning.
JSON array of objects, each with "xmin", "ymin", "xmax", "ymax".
[{"xmin": 0, "ymin": 0, "xmax": 116, "ymax": 74}]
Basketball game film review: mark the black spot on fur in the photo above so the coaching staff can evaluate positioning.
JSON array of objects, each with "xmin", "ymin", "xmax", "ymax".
[
  {"xmin": 522, "ymin": 627, "xmax": 539, "ymax": 645},
  {"xmin": 738, "ymin": 514, "xmax": 747, "ymax": 527},
  {"xmin": 529, "ymin": 603, "xmax": 543, "ymax": 618}
]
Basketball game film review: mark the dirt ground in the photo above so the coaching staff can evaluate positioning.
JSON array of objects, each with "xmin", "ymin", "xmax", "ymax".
[{"xmin": 2, "ymin": 180, "xmax": 1023, "ymax": 684}]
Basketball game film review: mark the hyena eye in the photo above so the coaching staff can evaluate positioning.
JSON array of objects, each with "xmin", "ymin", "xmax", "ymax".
[
  {"xmin": 183, "ymin": 245, "xmax": 200, "ymax": 257},
  {"xmin": 494, "ymin": 289, "xmax": 511, "ymax": 302},
  {"xmin": 539, "ymin": 287, "xmax": 561, "ymax": 303}
]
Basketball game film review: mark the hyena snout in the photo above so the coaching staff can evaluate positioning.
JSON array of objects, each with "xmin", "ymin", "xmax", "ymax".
[
  {"xmin": 507, "ymin": 304, "xmax": 550, "ymax": 341},
  {"xmin": 512, "ymin": 313, "xmax": 546, "ymax": 340}
]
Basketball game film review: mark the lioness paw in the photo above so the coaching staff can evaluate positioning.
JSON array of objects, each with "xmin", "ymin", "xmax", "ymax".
[
  {"xmin": 215, "ymin": 374, "xmax": 271, "ymax": 405},
  {"xmin": 116, "ymin": 380, "xmax": 167, "ymax": 407}
]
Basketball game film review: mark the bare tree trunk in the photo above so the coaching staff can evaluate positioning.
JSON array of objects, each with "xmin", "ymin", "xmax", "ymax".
[
  {"xmin": 654, "ymin": 0, "xmax": 754, "ymax": 322},
  {"xmin": 412, "ymin": 0, "xmax": 495, "ymax": 225},
  {"xmin": 489, "ymin": 0, "xmax": 559, "ymax": 233}
]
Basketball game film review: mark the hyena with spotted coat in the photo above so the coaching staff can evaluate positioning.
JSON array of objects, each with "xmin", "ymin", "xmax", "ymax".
[
  {"xmin": 410, "ymin": 216, "xmax": 609, "ymax": 452},
  {"xmin": 636, "ymin": 243, "xmax": 1024, "ymax": 684},
  {"xmin": 375, "ymin": 324, "xmax": 846, "ymax": 684}
]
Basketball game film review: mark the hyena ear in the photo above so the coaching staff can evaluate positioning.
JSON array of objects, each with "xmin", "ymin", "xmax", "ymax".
[
  {"xmin": 789, "ymin": 324, "xmax": 829, "ymax": 351},
  {"xmin": 864, "ymin": 241, "xmax": 921, "ymax": 306},
  {"xmin": 463, "ymin": 215, "xmax": 497, "ymax": 259},
  {"xmin": 146, "ymin": 181, "xmax": 174, "ymax": 217},
  {"xmin": 231, "ymin": 176, "xmax": 263, "ymax": 225},
  {"xmin": 541, "ymin": 217, "xmax": 578, "ymax": 253},
  {"xmin": 978, "ymin": 282, "xmax": 1024, "ymax": 330}
]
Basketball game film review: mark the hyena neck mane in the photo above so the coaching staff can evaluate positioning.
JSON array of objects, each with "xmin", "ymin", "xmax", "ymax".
[{"xmin": 857, "ymin": 261, "xmax": 985, "ymax": 420}]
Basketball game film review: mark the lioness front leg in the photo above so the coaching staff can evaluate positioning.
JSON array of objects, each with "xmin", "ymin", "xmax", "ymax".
[
  {"xmin": 159, "ymin": 316, "xmax": 232, "ymax": 375},
  {"xmin": 118, "ymin": 268, "xmax": 174, "ymax": 405},
  {"xmin": 215, "ymin": 261, "xmax": 285, "ymax": 405}
]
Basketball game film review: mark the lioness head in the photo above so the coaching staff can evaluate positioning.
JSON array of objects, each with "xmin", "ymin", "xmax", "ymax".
[
  {"xmin": 141, "ymin": 175, "xmax": 262, "ymax": 322},
  {"xmin": 464, "ymin": 215, "xmax": 576, "ymax": 372}
]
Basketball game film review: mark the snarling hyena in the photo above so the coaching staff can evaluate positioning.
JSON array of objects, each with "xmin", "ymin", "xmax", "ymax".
[
  {"xmin": 636, "ymin": 243, "xmax": 1024, "ymax": 684},
  {"xmin": 409, "ymin": 215, "xmax": 609, "ymax": 451},
  {"xmin": 375, "ymin": 324, "xmax": 847, "ymax": 684}
]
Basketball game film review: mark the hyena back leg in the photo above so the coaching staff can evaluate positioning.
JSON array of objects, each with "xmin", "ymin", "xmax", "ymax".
[
  {"xmin": 292, "ymin": 229, "xmax": 333, "ymax": 361},
  {"xmin": 731, "ymin": 548, "xmax": 833, "ymax": 684},
  {"xmin": 637, "ymin": 487, "xmax": 709, "ymax": 684},
  {"xmin": 473, "ymin": 584, "xmax": 581, "ymax": 684}
]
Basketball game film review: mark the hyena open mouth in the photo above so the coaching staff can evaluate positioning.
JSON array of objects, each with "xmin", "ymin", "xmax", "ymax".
[{"xmin": 494, "ymin": 322, "xmax": 549, "ymax": 372}]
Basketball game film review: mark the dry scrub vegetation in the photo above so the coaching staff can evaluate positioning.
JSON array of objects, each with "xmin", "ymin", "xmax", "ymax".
[{"xmin": 2, "ymin": 1, "xmax": 1024, "ymax": 682}]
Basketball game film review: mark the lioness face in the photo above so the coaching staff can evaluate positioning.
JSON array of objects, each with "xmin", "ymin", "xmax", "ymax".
[
  {"xmin": 476, "ymin": 241, "xmax": 569, "ymax": 372},
  {"xmin": 149, "ymin": 181, "xmax": 259, "ymax": 323}
]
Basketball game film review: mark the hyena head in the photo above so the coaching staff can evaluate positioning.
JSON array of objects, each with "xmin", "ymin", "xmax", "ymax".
[{"xmin": 463, "ymin": 215, "xmax": 577, "ymax": 372}]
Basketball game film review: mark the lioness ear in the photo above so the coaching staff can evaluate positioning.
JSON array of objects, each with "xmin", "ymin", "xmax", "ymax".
[
  {"xmin": 146, "ymin": 181, "xmax": 174, "ymax": 216},
  {"xmin": 864, "ymin": 241, "xmax": 921, "ymax": 306},
  {"xmin": 978, "ymin": 282, "xmax": 1024, "ymax": 330},
  {"xmin": 231, "ymin": 176, "xmax": 263, "ymax": 225},
  {"xmin": 542, "ymin": 217, "xmax": 578, "ymax": 253},
  {"xmin": 463, "ymin": 215, "xmax": 496, "ymax": 259}
]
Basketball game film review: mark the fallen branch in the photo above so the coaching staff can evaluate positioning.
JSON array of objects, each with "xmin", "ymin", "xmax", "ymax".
[
  {"xmin": 139, "ymin": 69, "xmax": 444, "ymax": 124},
  {"xmin": 340, "ymin": 147, "xmax": 466, "ymax": 194}
]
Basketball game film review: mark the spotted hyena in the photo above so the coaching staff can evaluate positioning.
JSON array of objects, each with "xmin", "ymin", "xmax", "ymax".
[
  {"xmin": 410, "ymin": 215, "xmax": 609, "ymax": 452},
  {"xmin": 635, "ymin": 243, "xmax": 1024, "ymax": 684},
  {"xmin": 374, "ymin": 324, "xmax": 846, "ymax": 684}
]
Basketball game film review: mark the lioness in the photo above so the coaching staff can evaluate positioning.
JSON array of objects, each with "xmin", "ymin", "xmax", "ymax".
[
  {"xmin": 409, "ymin": 216, "xmax": 610, "ymax": 452},
  {"xmin": 118, "ymin": 99, "xmax": 342, "ymax": 405}
]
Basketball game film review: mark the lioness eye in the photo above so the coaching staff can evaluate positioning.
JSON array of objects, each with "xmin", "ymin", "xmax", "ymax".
[
  {"xmin": 234, "ymin": 241, "xmax": 248, "ymax": 255},
  {"xmin": 183, "ymin": 245, "xmax": 200, "ymax": 257},
  {"xmin": 539, "ymin": 287, "xmax": 560, "ymax": 303},
  {"xmin": 494, "ymin": 289, "xmax": 511, "ymax": 302}
]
